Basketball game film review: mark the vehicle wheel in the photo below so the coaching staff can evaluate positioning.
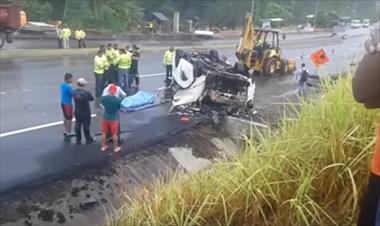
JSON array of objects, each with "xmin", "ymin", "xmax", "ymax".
[
  {"xmin": 263, "ymin": 58, "xmax": 277, "ymax": 76},
  {"xmin": 209, "ymin": 49, "xmax": 219, "ymax": 62},
  {"xmin": 0, "ymin": 33, "xmax": 5, "ymax": 49},
  {"xmin": 234, "ymin": 62, "xmax": 247, "ymax": 75},
  {"xmin": 5, "ymin": 33, "xmax": 13, "ymax": 44},
  {"xmin": 280, "ymin": 59, "xmax": 289, "ymax": 75}
]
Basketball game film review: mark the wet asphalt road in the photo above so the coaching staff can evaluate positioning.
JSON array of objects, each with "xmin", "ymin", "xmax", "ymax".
[{"xmin": 0, "ymin": 31, "xmax": 368, "ymax": 196}]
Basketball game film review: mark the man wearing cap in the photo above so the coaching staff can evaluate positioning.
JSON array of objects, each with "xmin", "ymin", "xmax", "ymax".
[
  {"xmin": 72, "ymin": 78, "xmax": 95, "ymax": 145},
  {"xmin": 101, "ymin": 84, "xmax": 122, "ymax": 153}
]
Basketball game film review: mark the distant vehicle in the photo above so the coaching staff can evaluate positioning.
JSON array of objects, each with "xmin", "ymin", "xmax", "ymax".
[
  {"xmin": 350, "ymin": 19, "xmax": 361, "ymax": 29},
  {"xmin": 260, "ymin": 18, "xmax": 283, "ymax": 29},
  {"xmin": 0, "ymin": 2, "xmax": 25, "ymax": 49},
  {"xmin": 362, "ymin": 19, "xmax": 370, "ymax": 28}
]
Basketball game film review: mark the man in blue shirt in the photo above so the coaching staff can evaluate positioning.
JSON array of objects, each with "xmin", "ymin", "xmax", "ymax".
[{"xmin": 60, "ymin": 73, "xmax": 74, "ymax": 137}]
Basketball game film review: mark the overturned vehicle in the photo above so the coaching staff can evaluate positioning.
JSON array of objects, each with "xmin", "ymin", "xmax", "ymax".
[{"xmin": 164, "ymin": 49, "xmax": 256, "ymax": 120}]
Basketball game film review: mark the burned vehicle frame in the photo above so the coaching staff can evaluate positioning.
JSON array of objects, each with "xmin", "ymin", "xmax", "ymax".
[{"xmin": 163, "ymin": 49, "xmax": 256, "ymax": 121}]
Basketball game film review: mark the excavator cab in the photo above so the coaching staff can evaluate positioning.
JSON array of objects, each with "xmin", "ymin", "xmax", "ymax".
[{"xmin": 236, "ymin": 15, "xmax": 296, "ymax": 76}]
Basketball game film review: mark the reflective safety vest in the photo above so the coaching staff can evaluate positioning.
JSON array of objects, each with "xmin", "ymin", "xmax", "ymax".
[
  {"xmin": 163, "ymin": 50, "xmax": 173, "ymax": 65},
  {"xmin": 94, "ymin": 54, "xmax": 109, "ymax": 74},
  {"xmin": 106, "ymin": 49, "xmax": 114, "ymax": 64},
  {"xmin": 75, "ymin": 30, "xmax": 86, "ymax": 40},
  {"xmin": 111, "ymin": 48, "xmax": 120, "ymax": 65},
  {"xmin": 62, "ymin": 28, "xmax": 71, "ymax": 38},
  {"xmin": 118, "ymin": 53, "xmax": 131, "ymax": 69}
]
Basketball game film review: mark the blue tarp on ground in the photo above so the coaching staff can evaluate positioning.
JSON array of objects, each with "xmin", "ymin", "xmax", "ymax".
[{"xmin": 120, "ymin": 91, "xmax": 155, "ymax": 112}]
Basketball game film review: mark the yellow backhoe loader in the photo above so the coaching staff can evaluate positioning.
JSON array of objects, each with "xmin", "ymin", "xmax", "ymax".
[{"xmin": 236, "ymin": 15, "xmax": 296, "ymax": 76}]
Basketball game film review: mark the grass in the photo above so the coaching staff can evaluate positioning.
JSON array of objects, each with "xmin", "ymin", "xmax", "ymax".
[{"xmin": 109, "ymin": 75, "xmax": 379, "ymax": 226}]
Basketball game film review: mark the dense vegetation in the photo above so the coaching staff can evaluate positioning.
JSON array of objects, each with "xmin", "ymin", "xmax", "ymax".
[
  {"xmin": 109, "ymin": 76, "xmax": 379, "ymax": 226},
  {"xmin": 17, "ymin": 0, "xmax": 380, "ymax": 31}
]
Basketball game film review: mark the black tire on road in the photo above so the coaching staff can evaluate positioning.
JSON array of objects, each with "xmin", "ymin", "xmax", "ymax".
[
  {"xmin": 6, "ymin": 33, "xmax": 13, "ymax": 43},
  {"xmin": 263, "ymin": 58, "xmax": 277, "ymax": 76},
  {"xmin": 0, "ymin": 33, "xmax": 5, "ymax": 49}
]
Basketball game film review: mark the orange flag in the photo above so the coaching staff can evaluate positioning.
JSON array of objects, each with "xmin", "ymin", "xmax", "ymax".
[{"xmin": 310, "ymin": 49, "xmax": 330, "ymax": 68}]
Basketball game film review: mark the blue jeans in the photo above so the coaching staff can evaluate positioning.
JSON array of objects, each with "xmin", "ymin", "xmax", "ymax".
[
  {"xmin": 118, "ymin": 69, "xmax": 129, "ymax": 93},
  {"xmin": 297, "ymin": 81, "xmax": 306, "ymax": 97}
]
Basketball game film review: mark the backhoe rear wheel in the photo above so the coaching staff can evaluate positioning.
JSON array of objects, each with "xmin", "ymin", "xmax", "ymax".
[{"xmin": 263, "ymin": 58, "xmax": 277, "ymax": 76}]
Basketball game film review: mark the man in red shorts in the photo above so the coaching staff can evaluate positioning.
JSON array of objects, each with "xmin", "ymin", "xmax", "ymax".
[
  {"xmin": 60, "ymin": 73, "xmax": 74, "ymax": 137},
  {"xmin": 101, "ymin": 84, "xmax": 122, "ymax": 153}
]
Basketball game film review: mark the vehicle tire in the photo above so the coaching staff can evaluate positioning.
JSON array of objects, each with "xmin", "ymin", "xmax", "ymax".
[
  {"xmin": 234, "ymin": 62, "xmax": 248, "ymax": 75},
  {"xmin": 263, "ymin": 58, "xmax": 277, "ymax": 76},
  {"xmin": 5, "ymin": 33, "xmax": 13, "ymax": 44},
  {"xmin": 209, "ymin": 49, "xmax": 219, "ymax": 62},
  {"xmin": 280, "ymin": 59, "xmax": 289, "ymax": 75},
  {"xmin": 0, "ymin": 33, "xmax": 5, "ymax": 49}
]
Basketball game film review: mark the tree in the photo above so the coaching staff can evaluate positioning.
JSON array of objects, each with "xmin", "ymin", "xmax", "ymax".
[
  {"xmin": 63, "ymin": 0, "xmax": 143, "ymax": 31},
  {"xmin": 265, "ymin": 2, "xmax": 293, "ymax": 22},
  {"xmin": 19, "ymin": 0, "xmax": 53, "ymax": 22}
]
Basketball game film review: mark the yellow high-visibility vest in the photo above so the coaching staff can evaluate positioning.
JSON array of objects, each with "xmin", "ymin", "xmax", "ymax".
[
  {"xmin": 118, "ymin": 53, "xmax": 131, "ymax": 69},
  {"xmin": 75, "ymin": 30, "xmax": 86, "ymax": 39},
  {"xmin": 80, "ymin": 30, "xmax": 86, "ymax": 39},
  {"xmin": 94, "ymin": 54, "xmax": 110, "ymax": 74},
  {"xmin": 62, "ymin": 28, "xmax": 71, "ymax": 38},
  {"xmin": 111, "ymin": 48, "xmax": 120, "ymax": 65},
  {"xmin": 94, "ymin": 55, "xmax": 105, "ymax": 74},
  {"xmin": 163, "ymin": 50, "xmax": 173, "ymax": 65},
  {"xmin": 75, "ymin": 30, "xmax": 81, "ymax": 40}
]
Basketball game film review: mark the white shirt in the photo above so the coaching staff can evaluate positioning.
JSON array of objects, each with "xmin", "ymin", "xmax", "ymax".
[{"xmin": 102, "ymin": 84, "xmax": 126, "ymax": 99}]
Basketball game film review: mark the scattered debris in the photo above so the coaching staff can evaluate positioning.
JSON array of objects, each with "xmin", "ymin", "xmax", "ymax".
[
  {"xmin": 79, "ymin": 197, "xmax": 99, "ymax": 211},
  {"xmin": 37, "ymin": 209, "xmax": 55, "ymax": 222},
  {"xmin": 56, "ymin": 212, "xmax": 66, "ymax": 224}
]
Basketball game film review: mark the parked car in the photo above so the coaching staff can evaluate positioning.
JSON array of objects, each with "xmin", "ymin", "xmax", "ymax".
[
  {"xmin": 362, "ymin": 19, "xmax": 370, "ymax": 28},
  {"xmin": 350, "ymin": 19, "xmax": 361, "ymax": 29}
]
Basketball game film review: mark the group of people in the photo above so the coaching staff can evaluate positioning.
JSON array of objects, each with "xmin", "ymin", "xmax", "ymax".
[
  {"xmin": 56, "ymin": 25, "xmax": 87, "ymax": 49},
  {"xmin": 94, "ymin": 43, "xmax": 140, "ymax": 106},
  {"xmin": 60, "ymin": 73, "xmax": 125, "ymax": 153}
]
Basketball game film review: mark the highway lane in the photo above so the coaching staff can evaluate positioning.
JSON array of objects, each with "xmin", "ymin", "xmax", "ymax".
[
  {"xmin": 0, "ymin": 33, "xmax": 368, "ymax": 196},
  {"xmin": 0, "ymin": 34, "xmax": 367, "ymax": 132}
]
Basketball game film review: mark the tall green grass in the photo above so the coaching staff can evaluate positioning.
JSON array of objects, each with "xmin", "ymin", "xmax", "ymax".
[{"xmin": 109, "ymin": 76, "xmax": 379, "ymax": 226}]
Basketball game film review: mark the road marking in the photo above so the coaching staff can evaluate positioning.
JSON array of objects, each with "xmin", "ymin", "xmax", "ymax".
[
  {"xmin": 0, "ymin": 73, "xmax": 165, "ymax": 95},
  {"xmin": 0, "ymin": 114, "xmax": 97, "ymax": 138},
  {"xmin": 140, "ymin": 72, "xmax": 165, "ymax": 78}
]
